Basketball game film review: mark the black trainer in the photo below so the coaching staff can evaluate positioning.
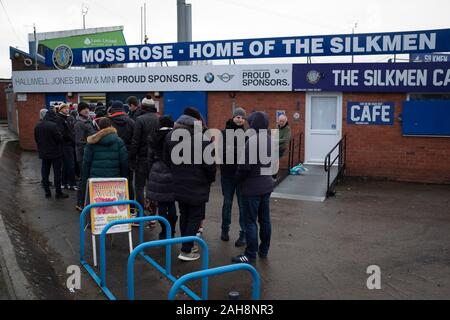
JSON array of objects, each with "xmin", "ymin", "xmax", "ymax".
[
  {"xmin": 45, "ymin": 192, "xmax": 52, "ymax": 199},
  {"xmin": 221, "ymin": 230, "xmax": 230, "ymax": 242},
  {"xmin": 55, "ymin": 193, "xmax": 69, "ymax": 199},
  {"xmin": 231, "ymin": 254, "xmax": 255, "ymax": 264}
]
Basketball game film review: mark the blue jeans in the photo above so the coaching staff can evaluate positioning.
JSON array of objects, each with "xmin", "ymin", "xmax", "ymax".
[
  {"xmin": 158, "ymin": 201, "xmax": 177, "ymax": 238},
  {"xmin": 242, "ymin": 193, "xmax": 272, "ymax": 259},
  {"xmin": 178, "ymin": 202, "xmax": 205, "ymax": 253},
  {"xmin": 221, "ymin": 176, "xmax": 245, "ymax": 234}
]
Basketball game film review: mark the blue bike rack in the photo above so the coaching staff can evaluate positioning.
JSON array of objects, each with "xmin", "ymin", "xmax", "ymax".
[
  {"xmin": 80, "ymin": 200, "xmax": 261, "ymax": 300},
  {"xmin": 79, "ymin": 200, "xmax": 169, "ymax": 299},
  {"xmin": 168, "ymin": 264, "xmax": 261, "ymax": 300},
  {"xmin": 127, "ymin": 236, "xmax": 209, "ymax": 300}
]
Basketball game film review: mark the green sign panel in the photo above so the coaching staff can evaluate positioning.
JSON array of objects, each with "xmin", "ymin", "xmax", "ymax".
[{"xmin": 40, "ymin": 30, "xmax": 126, "ymax": 49}]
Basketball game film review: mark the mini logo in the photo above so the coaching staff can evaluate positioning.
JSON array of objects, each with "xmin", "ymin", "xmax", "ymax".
[
  {"xmin": 217, "ymin": 73, "xmax": 235, "ymax": 83},
  {"xmin": 275, "ymin": 69, "xmax": 280, "ymax": 74},
  {"xmin": 84, "ymin": 38, "xmax": 92, "ymax": 46},
  {"xmin": 306, "ymin": 70, "xmax": 322, "ymax": 84},
  {"xmin": 204, "ymin": 72, "xmax": 215, "ymax": 84},
  {"xmin": 52, "ymin": 45, "xmax": 73, "ymax": 70}
]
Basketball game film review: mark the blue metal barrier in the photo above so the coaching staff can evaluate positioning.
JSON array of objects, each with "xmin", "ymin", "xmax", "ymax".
[
  {"xmin": 168, "ymin": 264, "xmax": 261, "ymax": 300},
  {"xmin": 127, "ymin": 236, "xmax": 209, "ymax": 300},
  {"xmin": 99, "ymin": 216, "xmax": 172, "ymax": 292},
  {"xmin": 79, "ymin": 200, "xmax": 159, "ymax": 299}
]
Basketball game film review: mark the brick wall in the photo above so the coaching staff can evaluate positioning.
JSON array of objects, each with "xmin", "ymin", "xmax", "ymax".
[
  {"xmin": 343, "ymin": 93, "xmax": 450, "ymax": 184},
  {"xmin": 207, "ymin": 92, "xmax": 305, "ymax": 169},
  {"xmin": 17, "ymin": 93, "xmax": 45, "ymax": 151}
]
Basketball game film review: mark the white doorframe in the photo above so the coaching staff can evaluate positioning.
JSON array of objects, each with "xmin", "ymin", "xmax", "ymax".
[{"xmin": 305, "ymin": 92, "xmax": 343, "ymax": 165}]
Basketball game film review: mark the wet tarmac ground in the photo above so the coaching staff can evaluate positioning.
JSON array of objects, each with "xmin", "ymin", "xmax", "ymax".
[{"xmin": 2, "ymin": 141, "xmax": 450, "ymax": 300}]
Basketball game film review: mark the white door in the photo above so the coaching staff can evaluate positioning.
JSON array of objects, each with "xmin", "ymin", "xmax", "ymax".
[{"xmin": 305, "ymin": 93, "xmax": 343, "ymax": 165}]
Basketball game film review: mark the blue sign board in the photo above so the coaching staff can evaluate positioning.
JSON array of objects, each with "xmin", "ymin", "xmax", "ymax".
[
  {"xmin": 347, "ymin": 102, "xmax": 395, "ymax": 125},
  {"xmin": 293, "ymin": 62, "xmax": 450, "ymax": 92},
  {"xmin": 45, "ymin": 28, "xmax": 450, "ymax": 67},
  {"xmin": 411, "ymin": 53, "xmax": 450, "ymax": 62}
]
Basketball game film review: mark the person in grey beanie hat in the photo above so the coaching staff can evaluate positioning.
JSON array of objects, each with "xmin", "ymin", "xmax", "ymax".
[
  {"xmin": 232, "ymin": 107, "xmax": 247, "ymax": 119},
  {"xmin": 220, "ymin": 106, "xmax": 247, "ymax": 246}
]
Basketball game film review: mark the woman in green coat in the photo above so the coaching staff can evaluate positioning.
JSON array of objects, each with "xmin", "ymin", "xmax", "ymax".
[{"xmin": 82, "ymin": 117, "xmax": 129, "ymax": 192}]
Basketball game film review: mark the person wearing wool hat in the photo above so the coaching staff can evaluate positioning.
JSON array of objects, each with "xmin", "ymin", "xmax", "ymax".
[
  {"xmin": 55, "ymin": 104, "xmax": 77, "ymax": 191},
  {"xmin": 165, "ymin": 107, "xmax": 216, "ymax": 261},
  {"xmin": 74, "ymin": 102, "xmax": 97, "ymax": 211},
  {"xmin": 109, "ymin": 100, "xmax": 136, "ymax": 205},
  {"xmin": 129, "ymin": 95, "xmax": 159, "ymax": 212},
  {"xmin": 219, "ymin": 106, "xmax": 247, "ymax": 247}
]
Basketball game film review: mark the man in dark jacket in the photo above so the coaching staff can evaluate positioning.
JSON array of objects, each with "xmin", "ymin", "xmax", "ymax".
[
  {"xmin": 146, "ymin": 115, "xmax": 176, "ymax": 239},
  {"xmin": 126, "ymin": 96, "xmax": 142, "ymax": 121},
  {"xmin": 109, "ymin": 100, "xmax": 136, "ymax": 201},
  {"xmin": 74, "ymin": 102, "xmax": 96, "ymax": 210},
  {"xmin": 220, "ymin": 107, "xmax": 247, "ymax": 247},
  {"xmin": 34, "ymin": 109, "xmax": 69, "ymax": 199},
  {"xmin": 166, "ymin": 107, "xmax": 216, "ymax": 262},
  {"xmin": 232, "ymin": 111, "xmax": 274, "ymax": 264},
  {"xmin": 82, "ymin": 118, "xmax": 128, "ymax": 190},
  {"xmin": 56, "ymin": 104, "xmax": 77, "ymax": 190},
  {"xmin": 129, "ymin": 97, "xmax": 159, "ymax": 210}
]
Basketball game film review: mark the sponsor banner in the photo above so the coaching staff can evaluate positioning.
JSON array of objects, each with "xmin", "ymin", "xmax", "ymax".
[
  {"xmin": 411, "ymin": 53, "xmax": 450, "ymax": 62},
  {"xmin": 293, "ymin": 62, "xmax": 450, "ymax": 92},
  {"xmin": 88, "ymin": 178, "xmax": 130, "ymax": 236},
  {"xmin": 347, "ymin": 102, "xmax": 395, "ymax": 125},
  {"xmin": 12, "ymin": 64, "xmax": 292, "ymax": 93},
  {"xmin": 44, "ymin": 28, "xmax": 450, "ymax": 67}
]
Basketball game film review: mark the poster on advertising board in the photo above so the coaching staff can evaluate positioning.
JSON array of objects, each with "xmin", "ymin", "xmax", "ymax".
[{"xmin": 88, "ymin": 178, "xmax": 131, "ymax": 235}]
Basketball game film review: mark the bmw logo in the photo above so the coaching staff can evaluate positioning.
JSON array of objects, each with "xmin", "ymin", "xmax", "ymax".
[
  {"xmin": 275, "ymin": 69, "xmax": 280, "ymax": 74},
  {"xmin": 52, "ymin": 44, "xmax": 73, "ymax": 70},
  {"xmin": 204, "ymin": 72, "xmax": 215, "ymax": 84}
]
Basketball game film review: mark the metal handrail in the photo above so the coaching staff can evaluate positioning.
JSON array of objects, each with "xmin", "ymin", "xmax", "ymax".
[
  {"xmin": 168, "ymin": 264, "xmax": 260, "ymax": 300},
  {"xmin": 324, "ymin": 135, "xmax": 347, "ymax": 196}
]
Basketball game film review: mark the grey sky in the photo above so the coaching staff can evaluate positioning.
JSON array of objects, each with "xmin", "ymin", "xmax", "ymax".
[{"xmin": 1, "ymin": 0, "xmax": 450, "ymax": 78}]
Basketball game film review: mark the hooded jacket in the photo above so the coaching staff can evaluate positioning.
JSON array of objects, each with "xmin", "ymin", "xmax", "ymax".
[
  {"xmin": 235, "ymin": 112, "xmax": 274, "ymax": 197},
  {"xmin": 165, "ymin": 115, "xmax": 216, "ymax": 205},
  {"xmin": 278, "ymin": 121, "xmax": 291, "ymax": 153},
  {"xmin": 220, "ymin": 119, "xmax": 246, "ymax": 178},
  {"xmin": 109, "ymin": 112, "xmax": 135, "ymax": 150},
  {"xmin": 82, "ymin": 127, "xmax": 128, "ymax": 184},
  {"xmin": 34, "ymin": 111, "xmax": 64, "ymax": 159},
  {"xmin": 146, "ymin": 127, "xmax": 174, "ymax": 202},
  {"xmin": 74, "ymin": 115, "xmax": 96, "ymax": 162}
]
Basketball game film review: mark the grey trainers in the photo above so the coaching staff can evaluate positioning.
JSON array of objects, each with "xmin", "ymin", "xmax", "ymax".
[{"xmin": 178, "ymin": 251, "xmax": 200, "ymax": 261}]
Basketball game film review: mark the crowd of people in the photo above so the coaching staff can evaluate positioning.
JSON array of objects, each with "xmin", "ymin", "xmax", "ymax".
[{"xmin": 34, "ymin": 94, "xmax": 291, "ymax": 264}]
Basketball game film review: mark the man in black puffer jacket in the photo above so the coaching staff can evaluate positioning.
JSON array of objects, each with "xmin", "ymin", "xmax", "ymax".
[
  {"xmin": 34, "ymin": 109, "xmax": 69, "ymax": 199},
  {"xmin": 166, "ymin": 107, "xmax": 216, "ymax": 262},
  {"xmin": 109, "ymin": 100, "xmax": 136, "ymax": 201},
  {"xmin": 146, "ymin": 115, "xmax": 176, "ymax": 239},
  {"xmin": 129, "ymin": 97, "xmax": 159, "ymax": 210}
]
